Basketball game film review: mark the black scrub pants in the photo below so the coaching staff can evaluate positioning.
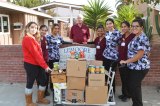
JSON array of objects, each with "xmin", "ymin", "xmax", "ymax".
[
  {"xmin": 128, "ymin": 69, "xmax": 149, "ymax": 106},
  {"xmin": 119, "ymin": 65, "xmax": 130, "ymax": 97},
  {"xmin": 103, "ymin": 58, "xmax": 118, "ymax": 93}
]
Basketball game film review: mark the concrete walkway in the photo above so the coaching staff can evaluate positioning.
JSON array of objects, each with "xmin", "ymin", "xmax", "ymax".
[{"xmin": 0, "ymin": 83, "xmax": 160, "ymax": 106}]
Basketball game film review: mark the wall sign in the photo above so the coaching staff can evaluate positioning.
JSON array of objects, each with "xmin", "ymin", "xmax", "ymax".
[{"xmin": 59, "ymin": 46, "xmax": 96, "ymax": 69}]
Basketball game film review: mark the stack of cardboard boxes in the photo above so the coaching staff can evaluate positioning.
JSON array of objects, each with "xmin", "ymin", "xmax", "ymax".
[
  {"xmin": 85, "ymin": 60, "xmax": 108, "ymax": 104},
  {"xmin": 51, "ymin": 71, "xmax": 67, "ymax": 103},
  {"xmin": 51, "ymin": 60, "xmax": 108, "ymax": 104},
  {"xmin": 66, "ymin": 59, "xmax": 87, "ymax": 103}
]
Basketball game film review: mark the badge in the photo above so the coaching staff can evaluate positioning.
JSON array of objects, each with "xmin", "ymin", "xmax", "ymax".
[
  {"xmin": 106, "ymin": 36, "xmax": 110, "ymax": 40},
  {"xmin": 121, "ymin": 42, "xmax": 125, "ymax": 46},
  {"xmin": 46, "ymin": 45, "xmax": 48, "ymax": 49},
  {"xmin": 57, "ymin": 39, "xmax": 61, "ymax": 44},
  {"xmin": 96, "ymin": 45, "xmax": 100, "ymax": 49},
  {"xmin": 82, "ymin": 29, "xmax": 87, "ymax": 33}
]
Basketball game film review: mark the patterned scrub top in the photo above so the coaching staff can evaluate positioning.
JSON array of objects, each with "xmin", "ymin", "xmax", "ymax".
[
  {"xmin": 127, "ymin": 32, "xmax": 150, "ymax": 70},
  {"xmin": 46, "ymin": 34, "xmax": 63, "ymax": 60},
  {"xmin": 103, "ymin": 30, "xmax": 122, "ymax": 60}
]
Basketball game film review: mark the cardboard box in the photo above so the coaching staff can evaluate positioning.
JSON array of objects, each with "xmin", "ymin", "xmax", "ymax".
[
  {"xmin": 66, "ymin": 90, "xmax": 84, "ymax": 103},
  {"xmin": 51, "ymin": 71, "xmax": 66, "ymax": 83},
  {"xmin": 85, "ymin": 86, "xmax": 108, "ymax": 104},
  {"xmin": 88, "ymin": 74, "xmax": 105, "ymax": 86},
  {"xmin": 54, "ymin": 88, "xmax": 66, "ymax": 103},
  {"xmin": 67, "ymin": 77, "xmax": 86, "ymax": 90},
  {"xmin": 66, "ymin": 59, "xmax": 87, "ymax": 77},
  {"xmin": 53, "ymin": 83, "xmax": 67, "ymax": 103},
  {"xmin": 88, "ymin": 60, "xmax": 103, "ymax": 66},
  {"xmin": 53, "ymin": 83, "xmax": 67, "ymax": 89}
]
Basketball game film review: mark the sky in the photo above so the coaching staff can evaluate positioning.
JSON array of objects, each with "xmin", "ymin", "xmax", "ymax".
[{"xmin": 52, "ymin": 0, "xmax": 116, "ymax": 12}]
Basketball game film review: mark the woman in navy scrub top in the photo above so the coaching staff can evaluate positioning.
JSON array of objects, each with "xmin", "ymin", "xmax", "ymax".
[
  {"xmin": 120, "ymin": 17, "xmax": 150, "ymax": 106},
  {"xmin": 103, "ymin": 18, "xmax": 122, "ymax": 93}
]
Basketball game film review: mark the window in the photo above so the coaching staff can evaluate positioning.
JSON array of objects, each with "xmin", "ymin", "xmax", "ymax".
[
  {"xmin": 0, "ymin": 17, "xmax": 2, "ymax": 32},
  {"xmin": 3, "ymin": 16, "xmax": 9, "ymax": 32},
  {"xmin": 0, "ymin": 14, "xmax": 10, "ymax": 34}
]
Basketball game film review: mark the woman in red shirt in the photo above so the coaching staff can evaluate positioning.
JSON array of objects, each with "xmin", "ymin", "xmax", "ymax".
[
  {"xmin": 94, "ymin": 25, "xmax": 106, "ymax": 60},
  {"xmin": 22, "ymin": 22, "xmax": 52, "ymax": 106}
]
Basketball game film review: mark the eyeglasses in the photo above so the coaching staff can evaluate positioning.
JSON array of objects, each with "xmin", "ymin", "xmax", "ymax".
[
  {"xmin": 42, "ymin": 30, "xmax": 48, "ymax": 32},
  {"xmin": 131, "ymin": 25, "xmax": 140, "ymax": 28}
]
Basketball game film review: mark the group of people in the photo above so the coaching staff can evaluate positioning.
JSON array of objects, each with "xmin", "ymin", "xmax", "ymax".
[
  {"xmin": 22, "ymin": 13, "xmax": 150, "ymax": 106},
  {"xmin": 22, "ymin": 21, "xmax": 66, "ymax": 106},
  {"xmin": 94, "ymin": 18, "xmax": 150, "ymax": 106}
]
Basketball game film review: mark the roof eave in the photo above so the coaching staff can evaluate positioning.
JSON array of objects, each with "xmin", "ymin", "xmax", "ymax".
[{"xmin": 0, "ymin": 1, "xmax": 53, "ymax": 19}]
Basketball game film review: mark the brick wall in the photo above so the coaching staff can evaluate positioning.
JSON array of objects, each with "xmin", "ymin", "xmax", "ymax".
[
  {"xmin": 115, "ymin": 43, "xmax": 160, "ymax": 86},
  {"xmin": 0, "ymin": 45, "xmax": 160, "ymax": 85},
  {"xmin": 0, "ymin": 45, "xmax": 25, "ymax": 83}
]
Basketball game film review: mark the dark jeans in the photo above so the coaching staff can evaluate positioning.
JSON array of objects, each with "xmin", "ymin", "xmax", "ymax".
[
  {"xmin": 48, "ymin": 59, "xmax": 59, "ymax": 90},
  {"xmin": 103, "ymin": 58, "xmax": 118, "ymax": 93},
  {"xmin": 128, "ymin": 69, "xmax": 149, "ymax": 106},
  {"xmin": 24, "ymin": 62, "xmax": 47, "ymax": 89},
  {"xmin": 119, "ymin": 65, "xmax": 130, "ymax": 97}
]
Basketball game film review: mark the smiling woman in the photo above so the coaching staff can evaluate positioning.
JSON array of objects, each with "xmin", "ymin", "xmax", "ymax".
[
  {"xmin": 22, "ymin": 22, "xmax": 52, "ymax": 106},
  {"xmin": 120, "ymin": 17, "xmax": 151, "ymax": 106}
]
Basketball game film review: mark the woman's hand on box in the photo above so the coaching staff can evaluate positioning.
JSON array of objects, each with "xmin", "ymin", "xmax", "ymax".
[{"xmin": 45, "ymin": 67, "xmax": 52, "ymax": 73}]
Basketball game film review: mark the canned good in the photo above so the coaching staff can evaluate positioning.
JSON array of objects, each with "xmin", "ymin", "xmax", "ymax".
[
  {"xmin": 70, "ymin": 51, "xmax": 75, "ymax": 59},
  {"xmin": 53, "ymin": 62, "xmax": 59, "ymax": 71},
  {"xmin": 100, "ymin": 66, "xmax": 105, "ymax": 74},
  {"xmin": 90, "ymin": 66, "xmax": 95, "ymax": 73},
  {"xmin": 75, "ymin": 52, "xmax": 79, "ymax": 59},
  {"xmin": 79, "ymin": 51, "xmax": 85, "ymax": 58},
  {"xmin": 95, "ymin": 66, "xmax": 100, "ymax": 74},
  {"xmin": 88, "ymin": 65, "xmax": 92, "ymax": 73}
]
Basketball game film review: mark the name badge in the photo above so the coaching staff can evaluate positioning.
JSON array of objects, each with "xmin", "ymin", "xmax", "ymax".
[
  {"xmin": 121, "ymin": 42, "xmax": 125, "ymax": 46},
  {"xmin": 96, "ymin": 45, "xmax": 100, "ymax": 49},
  {"xmin": 57, "ymin": 40, "xmax": 61, "ymax": 44},
  {"xmin": 106, "ymin": 36, "xmax": 110, "ymax": 40},
  {"xmin": 46, "ymin": 45, "xmax": 48, "ymax": 49}
]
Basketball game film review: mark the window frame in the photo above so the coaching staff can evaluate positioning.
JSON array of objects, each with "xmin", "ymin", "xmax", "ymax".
[
  {"xmin": 0, "ymin": 17, "xmax": 2, "ymax": 34},
  {"xmin": 0, "ymin": 14, "xmax": 10, "ymax": 35}
]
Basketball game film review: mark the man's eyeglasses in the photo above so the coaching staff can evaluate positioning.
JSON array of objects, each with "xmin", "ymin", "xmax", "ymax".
[{"xmin": 131, "ymin": 25, "xmax": 140, "ymax": 28}]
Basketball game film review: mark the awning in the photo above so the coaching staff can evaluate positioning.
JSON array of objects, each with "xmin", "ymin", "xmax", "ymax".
[{"xmin": 0, "ymin": 1, "xmax": 53, "ymax": 19}]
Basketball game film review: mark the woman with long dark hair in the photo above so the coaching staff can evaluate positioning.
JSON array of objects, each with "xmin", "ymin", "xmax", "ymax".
[
  {"xmin": 103, "ymin": 18, "xmax": 122, "ymax": 94},
  {"xmin": 46, "ymin": 24, "xmax": 64, "ymax": 91}
]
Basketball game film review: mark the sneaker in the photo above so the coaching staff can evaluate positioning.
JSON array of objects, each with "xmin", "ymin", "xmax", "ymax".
[
  {"xmin": 118, "ymin": 95, "xmax": 125, "ymax": 99},
  {"xmin": 121, "ymin": 96, "xmax": 130, "ymax": 102}
]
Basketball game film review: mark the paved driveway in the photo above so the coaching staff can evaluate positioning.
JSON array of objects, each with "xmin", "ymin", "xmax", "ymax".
[{"xmin": 0, "ymin": 83, "xmax": 160, "ymax": 106}]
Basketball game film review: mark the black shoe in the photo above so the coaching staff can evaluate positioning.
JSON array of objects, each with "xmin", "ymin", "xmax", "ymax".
[
  {"xmin": 118, "ymin": 95, "xmax": 125, "ymax": 99},
  {"xmin": 121, "ymin": 96, "xmax": 130, "ymax": 102},
  {"xmin": 45, "ymin": 90, "xmax": 50, "ymax": 96}
]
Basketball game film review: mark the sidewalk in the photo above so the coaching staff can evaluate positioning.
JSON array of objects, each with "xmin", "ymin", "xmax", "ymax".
[{"xmin": 0, "ymin": 83, "xmax": 160, "ymax": 106}]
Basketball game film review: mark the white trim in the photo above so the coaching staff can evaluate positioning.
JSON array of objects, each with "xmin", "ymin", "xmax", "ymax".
[
  {"xmin": 0, "ymin": 1, "xmax": 53, "ymax": 19},
  {"xmin": 149, "ymin": 4, "xmax": 160, "ymax": 11},
  {"xmin": 0, "ymin": 14, "xmax": 10, "ymax": 35},
  {"xmin": 31, "ymin": 1, "xmax": 83, "ymax": 10}
]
